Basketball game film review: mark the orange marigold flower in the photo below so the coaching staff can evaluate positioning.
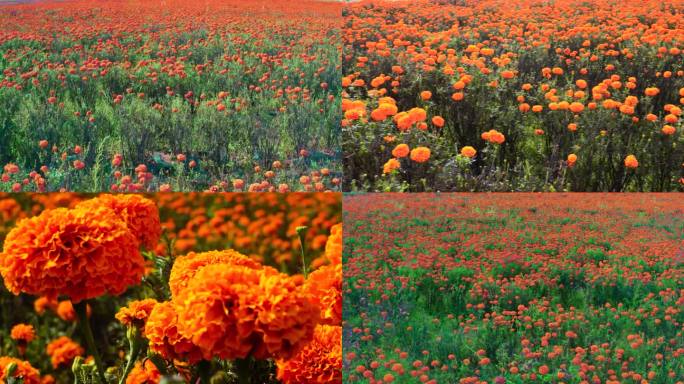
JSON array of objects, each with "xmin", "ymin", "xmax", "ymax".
[
  {"xmin": 116, "ymin": 299, "xmax": 158, "ymax": 330},
  {"xmin": 303, "ymin": 263, "xmax": 341, "ymax": 325},
  {"xmin": 644, "ymin": 87, "xmax": 660, "ymax": 97},
  {"xmin": 420, "ymin": 91, "xmax": 432, "ymax": 100},
  {"xmin": 175, "ymin": 264, "xmax": 319, "ymax": 361},
  {"xmin": 56, "ymin": 300, "xmax": 90, "ymax": 322},
  {"xmin": 409, "ymin": 147, "xmax": 431, "ymax": 163},
  {"xmin": 431, "ymin": 116, "xmax": 445, "ymax": 127},
  {"xmin": 145, "ymin": 301, "xmax": 203, "ymax": 364},
  {"xmin": 324, "ymin": 224, "xmax": 342, "ymax": 266},
  {"xmin": 0, "ymin": 206, "xmax": 144, "ymax": 303},
  {"xmin": 567, "ymin": 154, "xmax": 577, "ymax": 167},
  {"xmin": 662, "ymin": 125, "xmax": 676, "ymax": 135},
  {"xmin": 125, "ymin": 360, "xmax": 160, "ymax": 384},
  {"xmin": 10, "ymin": 324, "xmax": 35, "ymax": 343},
  {"xmin": 76, "ymin": 194, "xmax": 161, "ymax": 249},
  {"xmin": 33, "ymin": 296, "xmax": 58, "ymax": 315},
  {"xmin": 168, "ymin": 249, "xmax": 264, "ymax": 298},
  {"xmin": 460, "ymin": 146, "xmax": 477, "ymax": 158},
  {"xmin": 383, "ymin": 158, "xmax": 401, "ymax": 174},
  {"xmin": 391, "ymin": 144, "xmax": 410, "ymax": 158},
  {"xmin": 277, "ymin": 325, "xmax": 342, "ymax": 384},
  {"xmin": 46, "ymin": 336, "xmax": 84, "ymax": 369},
  {"xmin": 0, "ymin": 356, "xmax": 40, "ymax": 384},
  {"xmin": 624, "ymin": 155, "xmax": 639, "ymax": 169}
]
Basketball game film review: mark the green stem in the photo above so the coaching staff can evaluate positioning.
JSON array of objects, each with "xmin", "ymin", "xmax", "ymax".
[
  {"xmin": 75, "ymin": 301, "xmax": 107, "ymax": 384},
  {"xmin": 296, "ymin": 226, "xmax": 309, "ymax": 278},
  {"xmin": 197, "ymin": 360, "xmax": 212, "ymax": 384},
  {"xmin": 234, "ymin": 359, "xmax": 252, "ymax": 384},
  {"xmin": 118, "ymin": 327, "xmax": 142, "ymax": 384}
]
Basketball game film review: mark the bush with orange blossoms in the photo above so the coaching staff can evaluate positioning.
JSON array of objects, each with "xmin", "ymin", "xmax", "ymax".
[
  {"xmin": 0, "ymin": 192, "xmax": 341, "ymax": 383},
  {"xmin": 343, "ymin": 0, "xmax": 684, "ymax": 192},
  {"xmin": 0, "ymin": 0, "xmax": 341, "ymax": 193}
]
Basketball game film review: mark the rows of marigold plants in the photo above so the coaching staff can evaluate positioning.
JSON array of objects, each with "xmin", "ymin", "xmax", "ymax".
[
  {"xmin": 0, "ymin": 192, "xmax": 342, "ymax": 383},
  {"xmin": 0, "ymin": 0, "xmax": 341, "ymax": 192},
  {"xmin": 343, "ymin": 193, "xmax": 684, "ymax": 383},
  {"xmin": 342, "ymin": 0, "xmax": 684, "ymax": 192}
]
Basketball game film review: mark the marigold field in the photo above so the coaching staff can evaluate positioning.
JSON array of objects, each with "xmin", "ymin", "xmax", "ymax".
[
  {"xmin": 343, "ymin": 193, "xmax": 684, "ymax": 383},
  {"xmin": 0, "ymin": 0, "xmax": 341, "ymax": 193},
  {"xmin": 343, "ymin": 0, "xmax": 684, "ymax": 192},
  {"xmin": 0, "ymin": 192, "xmax": 342, "ymax": 384}
]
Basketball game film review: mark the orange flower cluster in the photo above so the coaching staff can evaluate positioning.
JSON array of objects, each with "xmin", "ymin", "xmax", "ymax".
[
  {"xmin": 0, "ymin": 356, "xmax": 41, "ymax": 384},
  {"xmin": 45, "ymin": 336, "xmax": 84, "ymax": 369}
]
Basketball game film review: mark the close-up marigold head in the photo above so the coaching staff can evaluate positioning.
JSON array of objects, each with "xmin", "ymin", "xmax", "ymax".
[
  {"xmin": 276, "ymin": 325, "xmax": 342, "ymax": 384},
  {"xmin": 145, "ymin": 301, "xmax": 203, "ymax": 364},
  {"xmin": 303, "ymin": 263, "xmax": 341, "ymax": 325},
  {"xmin": 0, "ymin": 206, "xmax": 145, "ymax": 302},
  {"xmin": 175, "ymin": 264, "xmax": 264, "ymax": 360},
  {"xmin": 10, "ymin": 323, "xmax": 35, "ymax": 343},
  {"xmin": 116, "ymin": 299, "xmax": 159, "ymax": 330},
  {"xmin": 168, "ymin": 249, "xmax": 266, "ymax": 298},
  {"xmin": 0, "ymin": 356, "xmax": 41, "ymax": 384},
  {"xmin": 175, "ymin": 263, "xmax": 318, "ymax": 361},
  {"xmin": 45, "ymin": 336, "xmax": 84, "ymax": 369},
  {"xmin": 76, "ymin": 194, "xmax": 161, "ymax": 250},
  {"xmin": 249, "ymin": 272, "xmax": 320, "ymax": 361}
]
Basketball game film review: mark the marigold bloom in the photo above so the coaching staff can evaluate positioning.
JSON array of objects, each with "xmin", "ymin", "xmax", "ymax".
[
  {"xmin": 391, "ymin": 144, "xmax": 410, "ymax": 158},
  {"xmin": 420, "ymin": 91, "xmax": 432, "ymax": 100},
  {"xmin": 116, "ymin": 299, "xmax": 158, "ymax": 330},
  {"xmin": 145, "ymin": 301, "xmax": 203, "ymax": 363},
  {"xmin": 10, "ymin": 324, "xmax": 35, "ymax": 343},
  {"xmin": 125, "ymin": 360, "xmax": 160, "ymax": 384},
  {"xmin": 431, "ymin": 116, "xmax": 445, "ymax": 127},
  {"xmin": 460, "ymin": 146, "xmax": 477, "ymax": 158},
  {"xmin": 277, "ymin": 325, "xmax": 342, "ymax": 384},
  {"xmin": 624, "ymin": 155, "xmax": 639, "ymax": 168},
  {"xmin": 383, "ymin": 158, "xmax": 401, "ymax": 174},
  {"xmin": 56, "ymin": 300, "xmax": 91, "ymax": 322},
  {"xmin": 567, "ymin": 154, "xmax": 577, "ymax": 167},
  {"xmin": 0, "ymin": 357, "xmax": 40, "ymax": 384},
  {"xmin": 169, "ymin": 249, "xmax": 264, "ymax": 298},
  {"xmin": 662, "ymin": 125, "xmax": 676, "ymax": 135},
  {"xmin": 410, "ymin": 147, "xmax": 431, "ymax": 163},
  {"xmin": 0, "ymin": 206, "xmax": 144, "ymax": 303},
  {"xmin": 303, "ymin": 263, "xmax": 341, "ymax": 325},
  {"xmin": 45, "ymin": 336, "xmax": 84, "ymax": 368},
  {"xmin": 175, "ymin": 264, "xmax": 319, "ymax": 360},
  {"xmin": 75, "ymin": 194, "xmax": 161, "ymax": 249}
]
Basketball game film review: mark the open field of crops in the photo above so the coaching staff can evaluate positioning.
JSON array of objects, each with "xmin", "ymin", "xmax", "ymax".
[
  {"xmin": 0, "ymin": 192, "xmax": 342, "ymax": 383},
  {"xmin": 0, "ymin": 0, "xmax": 341, "ymax": 192},
  {"xmin": 343, "ymin": 0, "xmax": 684, "ymax": 192},
  {"xmin": 343, "ymin": 193, "xmax": 684, "ymax": 383}
]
